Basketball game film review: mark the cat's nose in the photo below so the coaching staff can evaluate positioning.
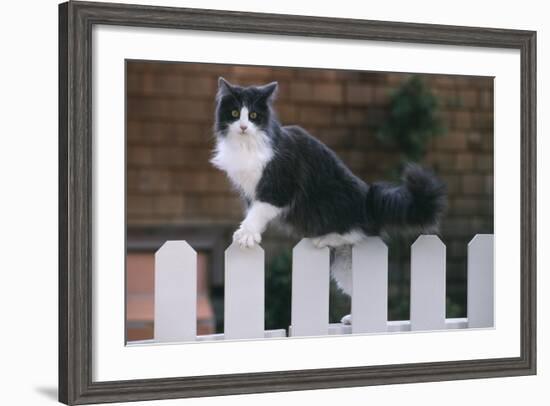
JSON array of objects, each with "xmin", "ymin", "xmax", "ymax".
[{"xmin": 240, "ymin": 124, "xmax": 248, "ymax": 132}]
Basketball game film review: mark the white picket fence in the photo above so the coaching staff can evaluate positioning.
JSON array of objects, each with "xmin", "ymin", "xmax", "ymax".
[{"xmin": 145, "ymin": 234, "xmax": 493, "ymax": 344}]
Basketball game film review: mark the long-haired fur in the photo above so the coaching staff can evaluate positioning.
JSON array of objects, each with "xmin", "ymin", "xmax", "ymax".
[{"xmin": 211, "ymin": 78, "xmax": 447, "ymax": 306}]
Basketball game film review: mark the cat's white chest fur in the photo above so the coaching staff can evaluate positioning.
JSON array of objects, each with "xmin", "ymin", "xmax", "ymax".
[{"xmin": 211, "ymin": 132, "xmax": 273, "ymax": 200}]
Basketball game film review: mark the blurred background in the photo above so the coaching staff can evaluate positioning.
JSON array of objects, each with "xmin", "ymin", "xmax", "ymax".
[{"xmin": 125, "ymin": 61, "xmax": 493, "ymax": 341}]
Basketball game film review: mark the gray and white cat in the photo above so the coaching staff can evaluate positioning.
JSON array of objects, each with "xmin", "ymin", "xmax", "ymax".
[{"xmin": 211, "ymin": 78, "xmax": 446, "ymax": 322}]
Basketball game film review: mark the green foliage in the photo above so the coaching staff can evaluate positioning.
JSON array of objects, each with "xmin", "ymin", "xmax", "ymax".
[
  {"xmin": 265, "ymin": 252, "xmax": 292, "ymax": 330},
  {"xmin": 446, "ymin": 297, "xmax": 464, "ymax": 319},
  {"xmin": 377, "ymin": 75, "xmax": 445, "ymax": 163}
]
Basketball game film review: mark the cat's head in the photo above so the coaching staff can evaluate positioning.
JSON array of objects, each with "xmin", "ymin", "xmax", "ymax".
[{"xmin": 214, "ymin": 77, "xmax": 278, "ymax": 138}]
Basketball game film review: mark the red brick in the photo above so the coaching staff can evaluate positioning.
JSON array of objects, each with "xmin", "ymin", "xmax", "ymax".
[
  {"xmin": 458, "ymin": 90, "xmax": 478, "ymax": 108},
  {"xmin": 453, "ymin": 111, "xmax": 472, "ymax": 130},
  {"xmin": 456, "ymin": 153, "xmax": 474, "ymax": 170},
  {"xmin": 373, "ymin": 87, "xmax": 390, "ymax": 105},
  {"xmin": 332, "ymin": 108, "xmax": 367, "ymax": 126},
  {"xmin": 466, "ymin": 131, "xmax": 483, "ymax": 149},
  {"xmin": 290, "ymin": 82, "xmax": 314, "ymax": 102},
  {"xmin": 129, "ymin": 170, "xmax": 171, "ymax": 193},
  {"xmin": 231, "ymin": 66, "xmax": 274, "ymax": 78},
  {"xmin": 129, "ymin": 121, "xmax": 163, "ymax": 144},
  {"xmin": 183, "ymin": 195, "xmax": 242, "ymax": 220},
  {"xmin": 452, "ymin": 198, "xmax": 479, "ymax": 214},
  {"xmin": 172, "ymin": 124, "xmax": 211, "ymax": 146},
  {"xmin": 171, "ymin": 171, "xmax": 231, "ymax": 194},
  {"xmin": 472, "ymin": 112, "xmax": 493, "ymax": 131},
  {"xmin": 432, "ymin": 76, "xmax": 456, "ymax": 88},
  {"xmin": 481, "ymin": 132, "xmax": 494, "ymax": 151},
  {"xmin": 146, "ymin": 74, "xmax": 185, "ymax": 96},
  {"xmin": 126, "ymin": 72, "xmax": 144, "ymax": 95},
  {"xmin": 346, "ymin": 83, "xmax": 374, "ymax": 105},
  {"xmin": 172, "ymin": 100, "xmax": 214, "ymax": 123},
  {"xmin": 128, "ymin": 146, "xmax": 152, "ymax": 166},
  {"xmin": 295, "ymin": 69, "xmax": 340, "ymax": 80},
  {"xmin": 180, "ymin": 76, "xmax": 216, "ymax": 97},
  {"xmin": 476, "ymin": 77, "xmax": 494, "ymax": 89},
  {"xmin": 386, "ymin": 74, "xmax": 407, "ymax": 86},
  {"xmin": 485, "ymin": 175, "xmax": 494, "ymax": 195},
  {"xmin": 480, "ymin": 198, "xmax": 494, "ymax": 216},
  {"xmin": 442, "ymin": 174, "xmax": 462, "ymax": 195},
  {"xmin": 298, "ymin": 106, "xmax": 333, "ymax": 125},
  {"xmin": 435, "ymin": 132, "xmax": 468, "ymax": 151},
  {"xmin": 127, "ymin": 195, "xmax": 154, "ymax": 216},
  {"xmin": 316, "ymin": 128, "xmax": 354, "ymax": 148},
  {"xmin": 433, "ymin": 89, "xmax": 458, "ymax": 108},
  {"xmin": 462, "ymin": 175, "xmax": 485, "ymax": 195},
  {"xmin": 274, "ymin": 82, "xmax": 291, "ymax": 101},
  {"xmin": 475, "ymin": 154, "xmax": 493, "ymax": 171},
  {"xmin": 265, "ymin": 68, "xmax": 296, "ymax": 79},
  {"xmin": 276, "ymin": 104, "xmax": 298, "ymax": 122},
  {"xmin": 312, "ymin": 83, "xmax": 343, "ymax": 104},
  {"xmin": 352, "ymin": 130, "xmax": 376, "ymax": 148},
  {"xmin": 480, "ymin": 89, "xmax": 493, "ymax": 110},
  {"xmin": 128, "ymin": 97, "xmax": 213, "ymax": 122},
  {"xmin": 441, "ymin": 217, "xmax": 472, "ymax": 237},
  {"xmin": 126, "ymin": 61, "xmax": 152, "ymax": 73},
  {"xmin": 150, "ymin": 147, "xmax": 211, "ymax": 168},
  {"xmin": 153, "ymin": 195, "xmax": 185, "ymax": 216},
  {"xmin": 132, "ymin": 122, "xmax": 210, "ymax": 146},
  {"xmin": 430, "ymin": 152, "xmax": 456, "ymax": 171}
]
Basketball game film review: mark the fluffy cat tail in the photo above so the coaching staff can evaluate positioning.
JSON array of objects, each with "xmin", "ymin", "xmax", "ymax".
[{"xmin": 364, "ymin": 164, "xmax": 447, "ymax": 235}]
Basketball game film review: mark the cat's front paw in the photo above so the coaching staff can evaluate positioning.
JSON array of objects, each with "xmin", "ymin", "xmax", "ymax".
[
  {"xmin": 233, "ymin": 226, "xmax": 261, "ymax": 248},
  {"xmin": 341, "ymin": 314, "xmax": 352, "ymax": 325}
]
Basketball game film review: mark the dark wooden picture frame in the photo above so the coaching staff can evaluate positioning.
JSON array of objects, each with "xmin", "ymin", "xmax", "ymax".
[{"xmin": 59, "ymin": 1, "xmax": 536, "ymax": 404}]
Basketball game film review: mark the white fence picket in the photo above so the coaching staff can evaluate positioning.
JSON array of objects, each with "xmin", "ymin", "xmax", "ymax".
[
  {"xmin": 143, "ymin": 233, "xmax": 495, "ymax": 346},
  {"xmin": 467, "ymin": 234, "xmax": 494, "ymax": 328},
  {"xmin": 291, "ymin": 239, "xmax": 330, "ymax": 337},
  {"xmin": 352, "ymin": 237, "xmax": 388, "ymax": 333},
  {"xmin": 154, "ymin": 241, "xmax": 197, "ymax": 342},
  {"xmin": 224, "ymin": 242, "xmax": 265, "ymax": 340},
  {"xmin": 410, "ymin": 235, "xmax": 446, "ymax": 331}
]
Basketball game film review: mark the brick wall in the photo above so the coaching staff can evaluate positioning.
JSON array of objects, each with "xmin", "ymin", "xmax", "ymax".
[{"xmin": 126, "ymin": 61, "xmax": 493, "ymax": 318}]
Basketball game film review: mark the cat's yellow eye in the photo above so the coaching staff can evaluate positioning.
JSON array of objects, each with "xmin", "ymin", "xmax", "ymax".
[
  {"xmin": 249, "ymin": 112, "xmax": 258, "ymax": 119},
  {"xmin": 231, "ymin": 110, "xmax": 239, "ymax": 118}
]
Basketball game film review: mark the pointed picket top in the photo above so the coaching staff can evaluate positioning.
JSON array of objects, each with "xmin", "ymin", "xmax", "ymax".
[
  {"xmin": 156, "ymin": 240, "xmax": 196, "ymax": 258},
  {"xmin": 352, "ymin": 237, "xmax": 388, "ymax": 333},
  {"xmin": 225, "ymin": 240, "xmax": 264, "ymax": 257},
  {"xmin": 355, "ymin": 236, "xmax": 387, "ymax": 252},
  {"xmin": 224, "ymin": 241, "xmax": 265, "ymax": 340},
  {"xmin": 411, "ymin": 234, "xmax": 444, "ymax": 249},
  {"xmin": 467, "ymin": 234, "xmax": 494, "ymax": 328},
  {"xmin": 410, "ymin": 234, "xmax": 446, "ymax": 331},
  {"xmin": 468, "ymin": 234, "xmax": 494, "ymax": 249},
  {"xmin": 154, "ymin": 240, "xmax": 197, "ymax": 343},
  {"xmin": 291, "ymin": 238, "xmax": 330, "ymax": 337}
]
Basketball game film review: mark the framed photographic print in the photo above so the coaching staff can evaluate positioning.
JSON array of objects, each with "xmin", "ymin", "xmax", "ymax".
[{"xmin": 59, "ymin": 1, "xmax": 536, "ymax": 404}]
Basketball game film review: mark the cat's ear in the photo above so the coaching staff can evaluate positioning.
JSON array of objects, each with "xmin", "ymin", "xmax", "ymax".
[
  {"xmin": 259, "ymin": 81, "xmax": 278, "ymax": 102},
  {"xmin": 217, "ymin": 77, "xmax": 235, "ymax": 96}
]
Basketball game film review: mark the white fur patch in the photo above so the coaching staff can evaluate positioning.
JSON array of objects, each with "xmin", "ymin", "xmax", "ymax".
[
  {"xmin": 331, "ymin": 245, "xmax": 353, "ymax": 295},
  {"xmin": 312, "ymin": 230, "xmax": 365, "ymax": 248},
  {"xmin": 211, "ymin": 110, "xmax": 273, "ymax": 200},
  {"xmin": 233, "ymin": 201, "xmax": 282, "ymax": 247}
]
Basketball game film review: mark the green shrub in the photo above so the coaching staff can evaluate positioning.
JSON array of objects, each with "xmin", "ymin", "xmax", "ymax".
[{"xmin": 377, "ymin": 75, "xmax": 445, "ymax": 163}]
